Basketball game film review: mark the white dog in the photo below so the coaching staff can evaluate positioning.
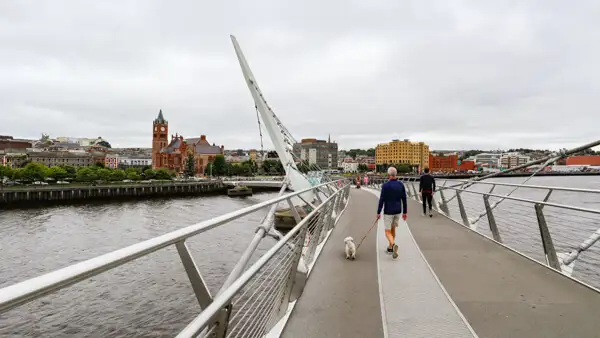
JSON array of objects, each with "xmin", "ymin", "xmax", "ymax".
[{"xmin": 344, "ymin": 236, "xmax": 356, "ymax": 260}]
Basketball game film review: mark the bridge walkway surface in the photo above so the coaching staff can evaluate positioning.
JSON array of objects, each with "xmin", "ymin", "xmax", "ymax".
[{"xmin": 282, "ymin": 188, "xmax": 600, "ymax": 338}]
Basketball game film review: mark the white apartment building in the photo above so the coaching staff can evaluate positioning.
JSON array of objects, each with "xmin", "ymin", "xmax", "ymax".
[
  {"xmin": 342, "ymin": 162, "xmax": 359, "ymax": 173},
  {"xmin": 499, "ymin": 153, "xmax": 531, "ymax": 169}
]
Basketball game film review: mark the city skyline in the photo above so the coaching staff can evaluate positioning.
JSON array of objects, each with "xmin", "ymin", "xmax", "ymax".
[{"xmin": 2, "ymin": 1, "xmax": 599, "ymax": 151}]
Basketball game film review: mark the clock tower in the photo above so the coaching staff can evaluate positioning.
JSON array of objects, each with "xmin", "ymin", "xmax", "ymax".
[{"xmin": 152, "ymin": 109, "xmax": 168, "ymax": 169}]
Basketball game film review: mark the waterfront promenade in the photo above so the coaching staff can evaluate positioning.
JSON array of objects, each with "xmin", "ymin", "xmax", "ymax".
[{"xmin": 283, "ymin": 187, "xmax": 600, "ymax": 338}]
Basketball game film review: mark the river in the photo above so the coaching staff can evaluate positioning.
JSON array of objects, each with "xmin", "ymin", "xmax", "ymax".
[
  {"xmin": 0, "ymin": 192, "xmax": 281, "ymax": 338},
  {"xmin": 1, "ymin": 176, "xmax": 599, "ymax": 337}
]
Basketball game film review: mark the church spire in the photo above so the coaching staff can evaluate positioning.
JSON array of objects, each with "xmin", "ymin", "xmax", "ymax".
[
  {"xmin": 328, "ymin": 133, "xmax": 331, "ymax": 143},
  {"xmin": 155, "ymin": 109, "xmax": 167, "ymax": 124}
]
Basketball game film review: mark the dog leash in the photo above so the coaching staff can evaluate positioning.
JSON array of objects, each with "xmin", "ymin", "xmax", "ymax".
[{"xmin": 355, "ymin": 218, "xmax": 379, "ymax": 251}]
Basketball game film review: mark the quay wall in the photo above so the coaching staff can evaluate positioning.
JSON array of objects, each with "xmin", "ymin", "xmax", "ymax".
[{"xmin": 0, "ymin": 181, "xmax": 230, "ymax": 208}]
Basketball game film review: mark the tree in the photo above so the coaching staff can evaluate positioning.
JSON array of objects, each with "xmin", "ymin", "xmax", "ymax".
[
  {"xmin": 46, "ymin": 166, "xmax": 68, "ymax": 180},
  {"xmin": 61, "ymin": 165, "xmax": 77, "ymax": 177},
  {"xmin": 154, "ymin": 168, "xmax": 173, "ymax": 180},
  {"xmin": 213, "ymin": 154, "xmax": 226, "ymax": 176},
  {"xmin": 358, "ymin": 164, "xmax": 368, "ymax": 172},
  {"xmin": 126, "ymin": 171, "xmax": 141, "ymax": 180},
  {"xmin": 204, "ymin": 163, "xmax": 214, "ymax": 176},
  {"xmin": 0, "ymin": 165, "xmax": 14, "ymax": 180},
  {"xmin": 76, "ymin": 167, "xmax": 98, "ymax": 182},
  {"xmin": 12, "ymin": 168, "xmax": 24, "ymax": 180},
  {"xmin": 297, "ymin": 160, "xmax": 310, "ymax": 174},
  {"xmin": 124, "ymin": 168, "xmax": 142, "ymax": 180},
  {"xmin": 144, "ymin": 169, "xmax": 156, "ymax": 179},
  {"xmin": 96, "ymin": 140, "xmax": 111, "ymax": 148},
  {"xmin": 110, "ymin": 169, "xmax": 126, "ymax": 181},
  {"xmin": 262, "ymin": 160, "xmax": 285, "ymax": 175},
  {"xmin": 22, "ymin": 162, "xmax": 48, "ymax": 181},
  {"xmin": 184, "ymin": 153, "xmax": 195, "ymax": 177},
  {"xmin": 97, "ymin": 168, "xmax": 112, "ymax": 181}
]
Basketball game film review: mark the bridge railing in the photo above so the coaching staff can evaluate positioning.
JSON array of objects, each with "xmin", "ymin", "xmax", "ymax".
[
  {"xmin": 0, "ymin": 178, "xmax": 351, "ymax": 338},
  {"xmin": 368, "ymin": 177, "xmax": 600, "ymax": 291}
]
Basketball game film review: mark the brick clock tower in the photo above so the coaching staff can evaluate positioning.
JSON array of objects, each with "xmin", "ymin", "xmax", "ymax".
[{"xmin": 152, "ymin": 109, "xmax": 168, "ymax": 169}]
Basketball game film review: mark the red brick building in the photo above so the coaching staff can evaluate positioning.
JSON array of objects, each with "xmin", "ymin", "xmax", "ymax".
[
  {"xmin": 151, "ymin": 110, "xmax": 224, "ymax": 175},
  {"xmin": 457, "ymin": 160, "xmax": 476, "ymax": 172},
  {"xmin": 429, "ymin": 154, "xmax": 458, "ymax": 172}
]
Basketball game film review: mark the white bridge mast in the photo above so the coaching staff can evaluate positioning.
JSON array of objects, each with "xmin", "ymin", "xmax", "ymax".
[{"xmin": 230, "ymin": 35, "xmax": 315, "ymax": 202}]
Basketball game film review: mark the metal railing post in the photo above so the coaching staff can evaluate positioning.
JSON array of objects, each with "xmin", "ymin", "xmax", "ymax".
[
  {"xmin": 277, "ymin": 203, "xmax": 308, "ymax": 316},
  {"xmin": 331, "ymin": 192, "xmax": 341, "ymax": 225},
  {"xmin": 412, "ymin": 179, "xmax": 421, "ymax": 202},
  {"xmin": 534, "ymin": 203, "xmax": 562, "ymax": 271},
  {"xmin": 286, "ymin": 198, "xmax": 302, "ymax": 224},
  {"xmin": 176, "ymin": 240, "xmax": 213, "ymax": 309},
  {"xmin": 437, "ymin": 184, "xmax": 449, "ymax": 215},
  {"xmin": 483, "ymin": 195, "xmax": 502, "ymax": 243},
  {"xmin": 319, "ymin": 200, "xmax": 334, "ymax": 242},
  {"xmin": 405, "ymin": 179, "xmax": 412, "ymax": 198},
  {"xmin": 313, "ymin": 188, "xmax": 323, "ymax": 204},
  {"xmin": 455, "ymin": 191, "xmax": 470, "ymax": 227}
]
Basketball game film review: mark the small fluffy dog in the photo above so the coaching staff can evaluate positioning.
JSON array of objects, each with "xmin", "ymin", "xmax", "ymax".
[{"xmin": 344, "ymin": 236, "xmax": 356, "ymax": 260}]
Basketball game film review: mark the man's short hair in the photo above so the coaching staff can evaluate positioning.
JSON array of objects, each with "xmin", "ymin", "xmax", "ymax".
[
  {"xmin": 387, "ymin": 167, "xmax": 397, "ymax": 177},
  {"xmin": 424, "ymin": 168, "xmax": 430, "ymax": 173}
]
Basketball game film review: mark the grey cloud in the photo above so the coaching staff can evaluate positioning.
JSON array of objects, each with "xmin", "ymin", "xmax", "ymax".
[{"xmin": 1, "ymin": 0, "xmax": 599, "ymax": 151}]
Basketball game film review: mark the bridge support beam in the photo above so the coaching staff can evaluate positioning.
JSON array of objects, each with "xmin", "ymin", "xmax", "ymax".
[
  {"xmin": 176, "ymin": 240, "xmax": 213, "ymax": 309},
  {"xmin": 534, "ymin": 203, "xmax": 562, "ymax": 272},
  {"xmin": 483, "ymin": 195, "xmax": 502, "ymax": 243},
  {"xmin": 455, "ymin": 191, "xmax": 470, "ymax": 227}
]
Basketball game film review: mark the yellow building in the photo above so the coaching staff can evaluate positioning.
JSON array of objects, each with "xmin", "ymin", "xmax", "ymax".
[
  {"xmin": 249, "ymin": 150, "xmax": 257, "ymax": 161},
  {"xmin": 375, "ymin": 139, "xmax": 430, "ymax": 169}
]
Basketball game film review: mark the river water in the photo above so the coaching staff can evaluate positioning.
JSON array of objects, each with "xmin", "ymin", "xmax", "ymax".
[
  {"xmin": 1, "ymin": 176, "xmax": 600, "ymax": 337},
  {"xmin": 0, "ymin": 193, "xmax": 281, "ymax": 338}
]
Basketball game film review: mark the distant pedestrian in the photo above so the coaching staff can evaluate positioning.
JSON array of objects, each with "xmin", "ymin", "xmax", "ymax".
[
  {"xmin": 376, "ymin": 167, "xmax": 408, "ymax": 260},
  {"xmin": 363, "ymin": 175, "xmax": 369, "ymax": 186},
  {"xmin": 419, "ymin": 168, "xmax": 436, "ymax": 217}
]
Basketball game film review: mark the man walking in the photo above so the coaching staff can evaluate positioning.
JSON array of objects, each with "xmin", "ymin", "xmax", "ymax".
[
  {"xmin": 419, "ymin": 168, "xmax": 436, "ymax": 217},
  {"xmin": 376, "ymin": 167, "xmax": 408, "ymax": 260}
]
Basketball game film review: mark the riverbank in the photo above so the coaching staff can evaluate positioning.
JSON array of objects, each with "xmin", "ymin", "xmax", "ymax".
[{"xmin": 0, "ymin": 180, "xmax": 286, "ymax": 209}]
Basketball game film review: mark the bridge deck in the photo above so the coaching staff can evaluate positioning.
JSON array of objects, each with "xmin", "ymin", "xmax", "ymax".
[{"xmin": 282, "ymin": 188, "xmax": 600, "ymax": 338}]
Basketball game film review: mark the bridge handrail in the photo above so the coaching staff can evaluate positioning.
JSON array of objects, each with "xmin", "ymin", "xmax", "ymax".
[
  {"xmin": 440, "ymin": 185, "xmax": 600, "ymax": 215},
  {"xmin": 0, "ymin": 178, "xmax": 350, "ymax": 338},
  {"xmin": 367, "ymin": 178, "xmax": 600, "ymax": 292},
  {"xmin": 441, "ymin": 178, "xmax": 600, "ymax": 195},
  {"xmin": 177, "ymin": 181, "xmax": 349, "ymax": 337}
]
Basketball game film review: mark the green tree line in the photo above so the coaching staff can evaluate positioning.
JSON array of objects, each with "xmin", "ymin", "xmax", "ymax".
[
  {"xmin": 343, "ymin": 148, "xmax": 376, "ymax": 159},
  {"xmin": 375, "ymin": 163, "xmax": 414, "ymax": 174},
  {"xmin": 0, "ymin": 162, "xmax": 175, "ymax": 183}
]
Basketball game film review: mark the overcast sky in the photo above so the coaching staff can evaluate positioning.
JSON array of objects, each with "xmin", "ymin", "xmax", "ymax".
[{"xmin": 1, "ymin": 1, "xmax": 599, "ymax": 151}]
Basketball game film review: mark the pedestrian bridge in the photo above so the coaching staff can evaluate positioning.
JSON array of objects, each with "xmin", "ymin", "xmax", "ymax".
[{"xmin": 1, "ymin": 177, "xmax": 599, "ymax": 337}]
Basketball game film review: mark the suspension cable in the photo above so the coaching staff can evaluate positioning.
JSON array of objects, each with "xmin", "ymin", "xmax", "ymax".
[{"xmin": 255, "ymin": 105, "xmax": 264, "ymax": 161}]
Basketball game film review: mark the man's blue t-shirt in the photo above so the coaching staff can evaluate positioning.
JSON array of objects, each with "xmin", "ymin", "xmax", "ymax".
[{"xmin": 377, "ymin": 179, "xmax": 408, "ymax": 215}]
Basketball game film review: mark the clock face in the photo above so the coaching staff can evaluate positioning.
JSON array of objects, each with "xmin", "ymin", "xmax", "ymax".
[{"xmin": 161, "ymin": 126, "xmax": 165, "ymax": 131}]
